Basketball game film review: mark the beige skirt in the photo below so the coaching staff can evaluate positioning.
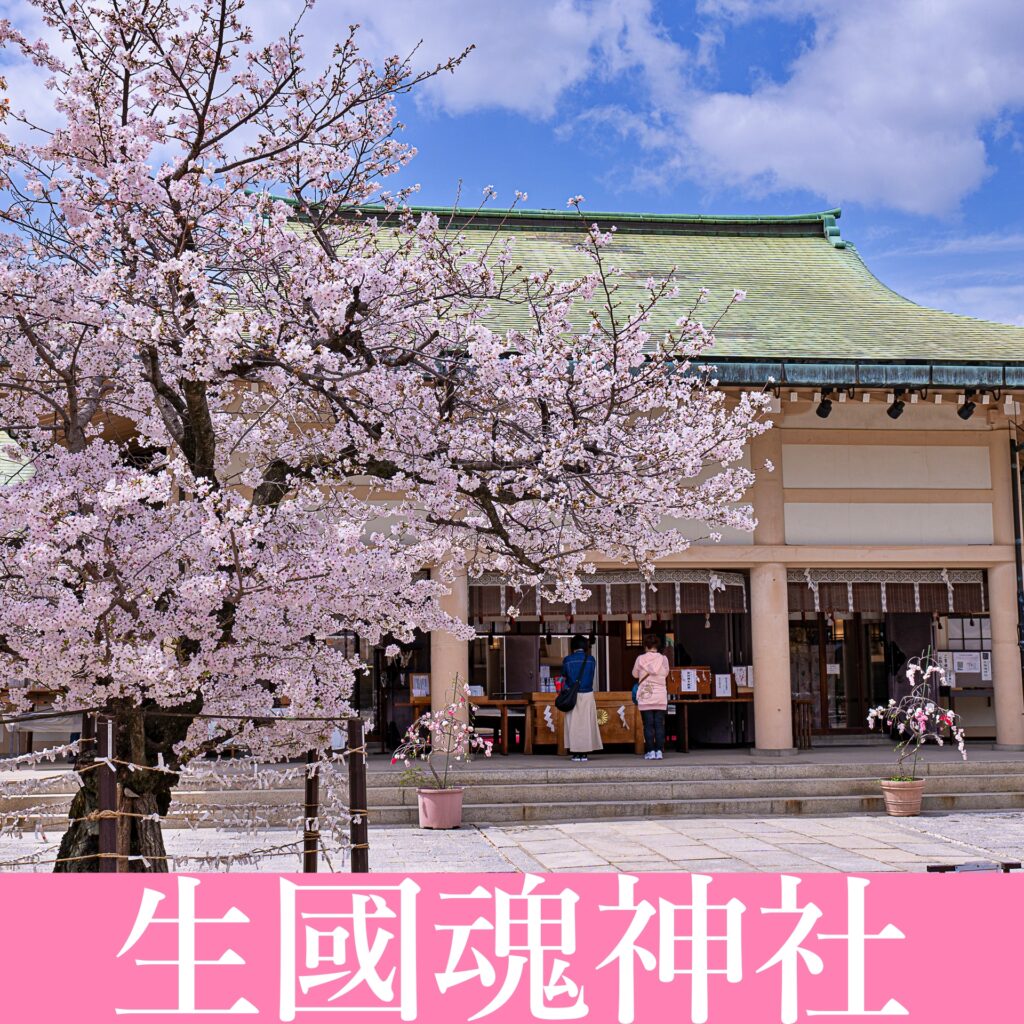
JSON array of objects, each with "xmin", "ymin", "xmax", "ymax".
[{"xmin": 564, "ymin": 691, "xmax": 603, "ymax": 753}]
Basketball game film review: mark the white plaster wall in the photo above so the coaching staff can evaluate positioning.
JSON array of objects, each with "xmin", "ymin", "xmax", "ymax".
[
  {"xmin": 781, "ymin": 444, "xmax": 991, "ymax": 489},
  {"xmin": 784, "ymin": 502, "xmax": 994, "ymax": 545},
  {"xmin": 659, "ymin": 448, "xmax": 755, "ymax": 545},
  {"xmin": 659, "ymin": 515, "xmax": 755, "ymax": 545}
]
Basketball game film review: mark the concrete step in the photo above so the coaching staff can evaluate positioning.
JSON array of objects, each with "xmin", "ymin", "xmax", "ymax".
[
  {"xmin": 11, "ymin": 783, "xmax": 1024, "ymax": 829},
  {"xmin": 11, "ymin": 772, "xmax": 1024, "ymax": 827},
  {"xmin": 366, "ymin": 789, "xmax": 1024, "ymax": 826},
  {"xmin": 366, "ymin": 759, "xmax": 1024, "ymax": 787},
  {"xmin": 379, "ymin": 774, "xmax": 1024, "ymax": 805}
]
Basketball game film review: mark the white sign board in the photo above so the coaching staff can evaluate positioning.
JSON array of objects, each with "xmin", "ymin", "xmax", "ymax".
[
  {"xmin": 732, "ymin": 666, "xmax": 746, "ymax": 687},
  {"xmin": 826, "ymin": 663, "xmax": 841, "ymax": 676},
  {"xmin": 953, "ymin": 652, "xmax": 981, "ymax": 675},
  {"xmin": 714, "ymin": 674, "xmax": 733, "ymax": 698},
  {"xmin": 981, "ymin": 651, "xmax": 992, "ymax": 682},
  {"xmin": 410, "ymin": 673, "xmax": 430, "ymax": 697},
  {"xmin": 935, "ymin": 651, "xmax": 955, "ymax": 683},
  {"xmin": 679, "ymin": 669, "xmax": 699, "ymax": 693}
]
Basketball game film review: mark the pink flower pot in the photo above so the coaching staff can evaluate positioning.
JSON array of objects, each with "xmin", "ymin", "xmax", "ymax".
[
  {"xmin": 880, "ymin": 779, "xmax": 926, "ymax": 816},
  {"xmin": 417, "ymin": 787, "xmax": 465, "ymax": 829}
]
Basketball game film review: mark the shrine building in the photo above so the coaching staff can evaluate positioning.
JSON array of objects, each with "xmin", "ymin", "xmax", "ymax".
[{"xmin": 371, "ymin": 207, "xmax": 1024, "ymax": 757}]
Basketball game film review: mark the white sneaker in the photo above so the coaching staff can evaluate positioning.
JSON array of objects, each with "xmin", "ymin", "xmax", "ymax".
[
  {"xmin": 655, "ymin": 750, "xmax": 664, "ymax": 759},
  {"xmin": 643, "ymin": 751, "xmax": 655, "ymax": 760}
]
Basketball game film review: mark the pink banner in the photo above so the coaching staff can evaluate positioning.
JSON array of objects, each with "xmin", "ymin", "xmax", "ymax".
[{"xmin": 1, "ymin": 872, "xmax": 1018, "ymax": 1022}]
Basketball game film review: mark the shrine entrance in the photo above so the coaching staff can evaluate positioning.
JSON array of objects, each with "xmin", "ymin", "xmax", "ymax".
[{"xmin": 788, "ymin": 614, "xmax": 890, "ymax": 733}]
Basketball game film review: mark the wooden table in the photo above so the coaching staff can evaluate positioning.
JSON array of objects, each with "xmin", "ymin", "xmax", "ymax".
[
  {"xmin": 402, "ymin": 696, "xmax": 529, "ymax": 756},
  {"xmin": 670, "ymin": 694, "xmax": 754, "ymax": 753}
]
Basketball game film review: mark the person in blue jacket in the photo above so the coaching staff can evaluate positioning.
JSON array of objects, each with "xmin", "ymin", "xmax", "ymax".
[{"xmin": 561, "ymin": 636, "xmax": 603, "ymax": 762}]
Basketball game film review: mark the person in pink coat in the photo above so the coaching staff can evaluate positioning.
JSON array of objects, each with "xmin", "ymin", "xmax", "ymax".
[{"xmin": 632, "ymin": 634, "xmax": 671, "ymax": 759}]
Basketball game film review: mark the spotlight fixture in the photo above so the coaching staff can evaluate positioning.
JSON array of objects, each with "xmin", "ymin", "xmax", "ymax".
[
  {"xmin": 815, "ymin": 389, "xmax": 834, "ymax": 418},
  {"xmin": 887, "ymin": 389, "xmax": 906, "ymax": 420},
  {"xmin": 957, "ymin": 389, "xmax": 977, "ymax": 421}
]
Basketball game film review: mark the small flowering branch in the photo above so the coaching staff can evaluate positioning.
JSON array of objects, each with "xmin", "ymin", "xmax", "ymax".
[
  {"xmin": 867, "ymin": 656, "xmax": 966, "ymax": 780},
  {"xmin": 391, "ymin": 677, "xmax": 492, "ymax": 790}
]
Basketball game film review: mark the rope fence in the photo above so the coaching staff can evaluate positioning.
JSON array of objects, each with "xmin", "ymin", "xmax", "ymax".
[{"xmin": 0, "ymin": 720, "xmax": 373, "ymax": 872}]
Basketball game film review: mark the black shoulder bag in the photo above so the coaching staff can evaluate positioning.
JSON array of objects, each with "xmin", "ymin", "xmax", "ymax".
[{"xmin": 555, "ymin": 656, "xmax": 586, "ymax": 713}]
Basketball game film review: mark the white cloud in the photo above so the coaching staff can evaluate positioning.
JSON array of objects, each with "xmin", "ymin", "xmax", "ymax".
[
  {"xmin": 681, "ymin": 0, "xmax": 1024, "ymax": 215},
  {"xmin": 906, "ymin": 282, "xmax": 1024, "ymax": 326},
  {"xmin": 3, "ymin": 0, "xmax": 1024, "ymax": 217},
  {"xmin": 328, "ymin": 0, "xmax": 1024, "ymax": 217},
  {"xmin": 283, "ymin": 0, "xmax": 683, "ymax": 120},
  {"xmin": 877, "ymin": 233, "xmax": 1024, "ymax": 259}
]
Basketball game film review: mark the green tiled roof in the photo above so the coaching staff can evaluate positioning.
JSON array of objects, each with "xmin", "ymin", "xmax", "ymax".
[
  {"xmin": 417, "ymin": 207, "xmax": 1024, "ymax": 364},
  {"xmin": 286, "ymin": 203, "xmax": 1024, "ymax": 380}
]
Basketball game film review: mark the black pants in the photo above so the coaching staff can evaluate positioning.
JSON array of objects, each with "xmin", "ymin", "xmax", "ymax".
[{"xmin": 641, "ymin": 710, "xmax": 666, "ymax": 753}]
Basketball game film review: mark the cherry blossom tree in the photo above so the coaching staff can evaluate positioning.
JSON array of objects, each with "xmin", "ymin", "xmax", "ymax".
[{"xmin": 0, "ymin": 0, "xmax": 769, "ymax": 871}]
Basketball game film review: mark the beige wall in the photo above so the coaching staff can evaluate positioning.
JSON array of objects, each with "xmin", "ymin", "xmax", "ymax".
[
  {"xmin": 781, "ymin": 443, "xmax": 991, "ymax": 489},
  {"xmin": 784, "ymin": 502, "xmax": 994, "ymax": 545},
  {"xmin": 661, "ymin": 408, "xmax": 1023, "ymax": 749}
]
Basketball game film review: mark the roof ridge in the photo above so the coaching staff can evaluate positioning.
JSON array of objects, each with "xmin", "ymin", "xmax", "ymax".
[{"xmin": 265, "ymin": 192, "xmax": 844, "ymax": 241}]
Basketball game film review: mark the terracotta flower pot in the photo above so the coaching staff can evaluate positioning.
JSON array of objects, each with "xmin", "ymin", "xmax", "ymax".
[
  {"xmin": 880, "ymin": 779, "xmax": 926, "ymax": 816},
  {"xmin": 417, "ymin": 787, "xmax": 465, "ymax": 829}
]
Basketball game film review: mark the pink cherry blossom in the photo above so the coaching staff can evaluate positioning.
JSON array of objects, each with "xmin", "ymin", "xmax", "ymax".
[{"xmin": 0, "ymin": 0, "xmax": 769, "ymax": 868}]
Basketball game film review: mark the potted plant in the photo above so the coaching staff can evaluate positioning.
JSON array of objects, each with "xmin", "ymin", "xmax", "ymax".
[
  {"xmin": 391, "ymin": 678, "xmax": 492, "ymax": 828},
  {"xmin": 867, "ymin": 655, "xmax": 966, "ymax": 816}
]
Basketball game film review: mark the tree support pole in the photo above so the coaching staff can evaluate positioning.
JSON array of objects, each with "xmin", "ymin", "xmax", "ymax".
[
  {"xmin": 348, "ymin": 719, "xmax": 369, "ymax": 873},
  {"xmin": 96, "ymin": 713, "xmax": 118, "ymax": 873},
  {"xmin": 303, "ymin": 750, "xmax": 320, "ymax": 873}
]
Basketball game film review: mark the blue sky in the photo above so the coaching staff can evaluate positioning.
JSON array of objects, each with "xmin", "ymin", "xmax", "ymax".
[
  {"xmin": 323, "ymin": 0, "xmax": 1024, "ymax": 327},
  {"xmin": 4, "ymin": 0, "xmax": 1024, "ymax": 325}
]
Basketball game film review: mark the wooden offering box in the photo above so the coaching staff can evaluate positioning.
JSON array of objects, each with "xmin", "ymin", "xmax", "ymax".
[
  {"xmin": 669, "ymin": 666, "xmax": 713, "ymax": 697},
  {"xmin": 528, "ymin": 692, "xmax": 644, "ymax": 755}
]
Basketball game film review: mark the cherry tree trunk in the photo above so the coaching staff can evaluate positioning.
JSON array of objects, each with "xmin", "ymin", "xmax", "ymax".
[{"xmin": 54, "ymin": 702, "xmax": 196, "ymax": 873}]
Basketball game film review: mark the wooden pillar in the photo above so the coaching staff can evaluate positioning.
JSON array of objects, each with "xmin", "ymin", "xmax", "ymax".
[
  {"xmin": 749, "ymin": 417, "xmax": 794, "ymax": 754},
  {"xmin": 303, "ymin": 750, "xmax": 319, "ymax": 873},
  {"xmin": 348, "ymin": 719, "xmax": 369, "ymax": 873},
  {"xmin": 96, "ymin": 713, "xmax": 118, "ymax": 872},
  {"xmin": 988, "ymin": 427, "xmax": 1024, "ymax": 748},
  {"xmin": 988, "ymin": 561, "xmax": 1024, "ymax": 748},
  {"xmin": 430, "ymin": 568, "xmax": 470, "ymax": 717},
  {"xmin": 750, "ymin": 563, "xmax": 796, "ymax": 754},
  {"xmin": 751, "ymin": 420, "xmax": 785, "ymax": 546}
]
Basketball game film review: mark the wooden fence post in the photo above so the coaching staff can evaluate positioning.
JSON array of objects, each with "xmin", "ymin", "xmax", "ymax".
[
  {"xmin": 303, "ymin": 750, "xmax": 319, "ymax": 873},
  {"xmin": 348, "ymin": 719, "xmax": 369, "ymax": 873},
  {"xmin": 96, "ymin": 713, "xmax": 118, "ymax": 873}
]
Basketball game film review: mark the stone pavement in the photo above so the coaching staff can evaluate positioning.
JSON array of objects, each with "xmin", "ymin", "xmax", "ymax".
[{"xmin": 1, "ymin": 811, "xmax": 1022, "ymax": 872}]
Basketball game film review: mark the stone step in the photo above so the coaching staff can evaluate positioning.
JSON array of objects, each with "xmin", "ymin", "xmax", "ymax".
[
  {"xmin": 367, "ymin": 774, "xmax": 1024, "ymax": 806},
  {"xmin": 365, "ymin": 789, "xmax": 1024, "ymax": 826},
  {"xmin": 11, "ymin": 783, "xmax": 1024, "ymax": 829},
  {"xmin": 365, "ymin": 759, "xmax": 1024, "ymax": 787},
  {"xmin": 8, "ymin": 771, "xmax": 1024, "ymax": 828}
]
